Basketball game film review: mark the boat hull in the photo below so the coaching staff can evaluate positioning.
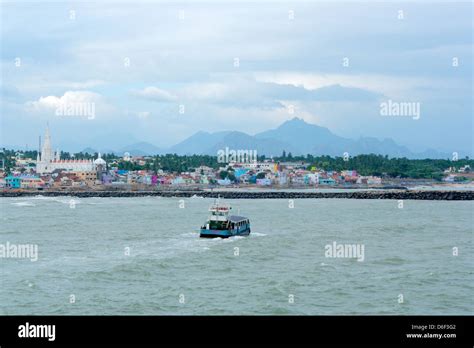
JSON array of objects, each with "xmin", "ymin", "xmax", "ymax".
[{"xmin": 200, "ymin": 227, "xmax": 251, "ymax": 238}]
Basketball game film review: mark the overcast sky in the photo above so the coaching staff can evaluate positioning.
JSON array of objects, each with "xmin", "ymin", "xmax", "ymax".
[{"xmin": 1, "ymin": 0, "xmax": 472, "ymax": 154}]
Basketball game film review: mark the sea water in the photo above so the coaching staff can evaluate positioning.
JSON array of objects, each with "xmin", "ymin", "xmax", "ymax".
[{"xmin": 0, "ymin": 196, "xmax": 472, "ymax": 315}]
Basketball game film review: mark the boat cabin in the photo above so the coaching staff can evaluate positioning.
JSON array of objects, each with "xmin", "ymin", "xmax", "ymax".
[{"xmin": 228, "ymin": 215, "xmax": 250, "ymax": 230}]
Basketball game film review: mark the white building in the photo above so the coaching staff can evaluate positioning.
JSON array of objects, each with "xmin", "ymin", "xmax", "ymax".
[
  {"xmin": 356, "ymin": 176, "xmax": 382, "ymax": 185},
  {"xmin": 36, "ymin": 126, "xmax": 101, "ymax": 174},
  {"xmin": 240, "ymin": 161, "xmax": 278, "ymax": 173},
  {"xmin": 458, "ymin": 165, "xmax": 471, "ymax": 173},
  {"xmin": 195, "ymin": 165, "xmax": 214, "ymax": 175}
]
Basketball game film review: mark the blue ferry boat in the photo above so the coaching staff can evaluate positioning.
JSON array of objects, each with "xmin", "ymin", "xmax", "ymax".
[{"xmin": 200, "ymin": 201, "xmax": 251, "ymax": 238}]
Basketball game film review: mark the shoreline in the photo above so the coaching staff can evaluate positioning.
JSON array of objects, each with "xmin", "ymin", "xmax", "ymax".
[{"xmin": 1, "ymin": 189, "xmax": 473, "ymax": 200}]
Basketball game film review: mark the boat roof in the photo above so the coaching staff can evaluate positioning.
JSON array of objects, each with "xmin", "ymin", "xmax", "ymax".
[
  {"xmin": 209, "ymin": 203, "xmax": 231, "ymax": 210},
  {"xmin": 228, "ymin": 215, "xmax": 248, "ymax": 223}
]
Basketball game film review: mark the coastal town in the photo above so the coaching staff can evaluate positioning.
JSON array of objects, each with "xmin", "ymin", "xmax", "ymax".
[{"xmin": 1, "ymin": 127, "xmax": 472, "ymax": 191}]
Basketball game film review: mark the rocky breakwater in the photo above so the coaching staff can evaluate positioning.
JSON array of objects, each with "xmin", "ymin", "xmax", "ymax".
[{"xmin": 1, "ymin": 190, "xmax": 473, "ymax": 200}]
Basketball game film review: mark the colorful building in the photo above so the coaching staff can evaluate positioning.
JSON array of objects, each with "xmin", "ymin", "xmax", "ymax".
[
  {"xmin": 5, "ymin": 176, "xmax": 21, "ymax": 188},
  {"xmin": 319, "ymin": 177, "xmax": 336, "ymax": 185},
  {"xmin": 20, "ymin": 177, "xmax": 45, "ymax": 189}
]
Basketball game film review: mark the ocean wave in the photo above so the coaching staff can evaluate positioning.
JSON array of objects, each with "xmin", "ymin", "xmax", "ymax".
[
  {"xmin": 180, "ymin": 232, "xmax": 200, "ymax": 237},
  {"xmin": 251, "ymin": 232, "xmax": 267, "ymax": 237},
  {"xmin": 379, "ymin": 257, "xmax": 405, "ymax": 265},
  {"xmin": 190, "ymin": 195, "xmax": 204, "ymax": 199},
  {"xmin": 11, "ymin": 202, "xmax": 36, "ymax": 207},
  {"xmin": 15, "ymin": 195, "xmax": 80, "ymax": 206}
]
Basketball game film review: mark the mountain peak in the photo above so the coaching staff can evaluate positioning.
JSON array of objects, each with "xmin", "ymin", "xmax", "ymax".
[
  {"xmin": 284, "ymin": 117, "xmax": 307, "ymax": 125},
  {"xmin": 276, "ymin": 117, "xmax": 330, "ymax": 134},
  {"xmin": 147, "ymin": 118, "xmax": 445, "ymax": 158}
]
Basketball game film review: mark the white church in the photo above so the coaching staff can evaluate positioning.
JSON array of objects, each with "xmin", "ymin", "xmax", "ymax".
[{"xmin": 36, "ymin": 126, "xmax": 106, "ymax": 174}]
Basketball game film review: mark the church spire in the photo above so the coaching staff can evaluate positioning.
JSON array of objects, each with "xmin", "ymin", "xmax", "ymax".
[
  {"xmin": 41, "ymin": 124, "xmax": 53, "ymax": 163},
  {"xmin": 37, "ymin": 135, "xmax": 41, "ymax": 161}
]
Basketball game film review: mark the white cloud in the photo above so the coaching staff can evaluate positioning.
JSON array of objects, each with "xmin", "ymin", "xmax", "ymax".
[
  {"xmin": 131, "ymin": 86, "xmax": 177, "ymax": 102},
  {"xmin": 181, "ymin": 83, "xmax": 230, "ymax": 101},
  {"xmin": 137, "ymin": 111, "xmax": 151, "ymax": 119},
  {"xmin": 24, "ymin": 91, "xmax": 116, "ymax": 121},
  {"xmin": 26, "ymin": 91, "xmax": 104, "ymax": 111},
  {"xmin": 254, "ymin": 72, "xmax": 430, "ymax": 100},
  {"xmin": 2, "ymin": 2, "xmax": 471, "ymax": 154},
  {"xmin": 59, "ymin": 80, "xmax": 106, "ymax": 89}
]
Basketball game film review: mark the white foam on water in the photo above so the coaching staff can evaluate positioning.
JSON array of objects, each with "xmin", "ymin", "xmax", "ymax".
[
  {"xmin": 131, "ymin": 232, "xmax": 227, "ymax": 260},
  {"xmin": 11, "ymin": 202, "xmax": 36, "ymax": 207},
  {"xmin": 202, "ymin": 235, "xmax": 241, "ymax": 244},
  {"xmin": 154, "ymin": 232, "xmax": 250, "ymax": 258},
  {"xmin": 86, "ymin": 202, "xmax": 104, "ymax": 205},
  {"xmin": 180, "ymin": 232, "xmax": 200, "ymax": 237},
  {"xmin": 320, "ymin": 262, "xmax": 337, "ymax": 270},
  {"xmin": 223, "ymin": 236, "xmax": 245, "ymax": 242},
  {"xmin": 17, "ymin": 195, "xmax": 78, "ymax": 205},
  {"xmin": 29, "ymin": 195, "xmax": 56, "ymax": 200},
  {"xmin": 251, "ymin": 232, "xmax": 267, "ymax": 237}
]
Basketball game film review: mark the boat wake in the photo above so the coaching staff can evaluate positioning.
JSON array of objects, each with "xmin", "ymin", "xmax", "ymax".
[{"xmin": 250, "ymin": 232, "xmax": 267, "ymax": 237}]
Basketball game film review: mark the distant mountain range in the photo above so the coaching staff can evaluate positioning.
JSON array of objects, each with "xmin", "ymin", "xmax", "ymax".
[{"xmin": 80, "ymin": 118, "xmax": 449, "ymax": 159}]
